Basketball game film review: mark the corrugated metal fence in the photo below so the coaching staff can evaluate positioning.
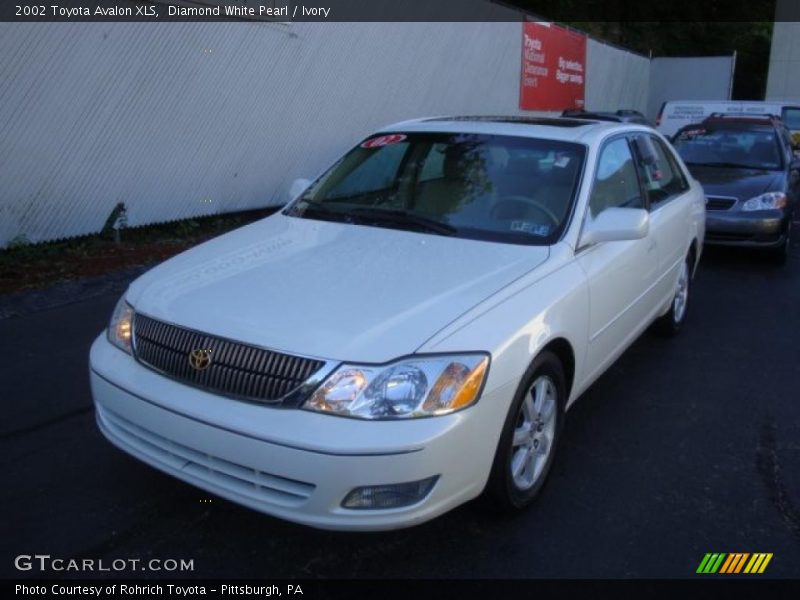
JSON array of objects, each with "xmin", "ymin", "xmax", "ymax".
[{"xmin": 0, "ymin": 21, "xmax": 650, "ymax": 247}]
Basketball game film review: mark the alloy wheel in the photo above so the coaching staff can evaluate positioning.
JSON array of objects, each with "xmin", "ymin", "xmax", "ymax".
[
  {"xmin": 510, "ymin": 375, "xmax": 558, "ymax": 490},
  {"xmin": 673, "ymin": 260, "xmax": 689, "ymax": 324}
]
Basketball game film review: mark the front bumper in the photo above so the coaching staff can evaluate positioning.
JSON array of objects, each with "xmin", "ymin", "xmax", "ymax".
[
  {"xmin": 704, "ymin": 209, "xmax": 789, "ymax": 248},
  {"xmin": 89, "ymin": 334, "xmax": 510, "ymax": 531}
]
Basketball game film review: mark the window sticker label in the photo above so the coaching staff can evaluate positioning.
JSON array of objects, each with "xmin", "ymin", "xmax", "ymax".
[
  {"xmin": 678, "ymin": 128, "xmax": 706, "ymax": 140},
  {"xmin": 361, "ymin": 134, "xmax": 407, "ymax": 149},
  {"xmin": 554, "ymin": 153, "xmax": 571, "ymax": 168},
  {"xmin": 511, "ymin": 221, "xmax": 551, "ymax": 236}
]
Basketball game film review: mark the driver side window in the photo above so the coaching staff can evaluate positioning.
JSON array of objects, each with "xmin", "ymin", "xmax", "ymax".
[{"xmin": 589, "ymin": 138, "xmax": 642, "ymax": 218}]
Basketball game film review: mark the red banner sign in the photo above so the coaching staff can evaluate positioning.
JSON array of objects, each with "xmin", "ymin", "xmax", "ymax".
[{"xmin": 520, "ymin": 22, "xmax": 587, "ymax": 111}]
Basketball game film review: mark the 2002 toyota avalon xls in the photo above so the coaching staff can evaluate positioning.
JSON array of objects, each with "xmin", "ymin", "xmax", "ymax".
[{"xmin": 90, "ymin": 116, "xmax": 705, "ymax": 530}]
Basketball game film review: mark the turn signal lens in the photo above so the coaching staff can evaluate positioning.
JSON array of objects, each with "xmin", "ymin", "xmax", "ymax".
[
  {"xmin": 423, "ymin": 358, "xmax": 488, "ymax": 413},
  {"xmin": 108, "ymin": 296, "xmax": 134, "ymax": 354}
]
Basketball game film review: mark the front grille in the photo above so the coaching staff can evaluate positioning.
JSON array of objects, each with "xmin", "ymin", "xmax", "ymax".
[
  {"xmin": 133, "ymin": 314, "xmax": 324, "ymax": 404},
  {"xmin": 705, "ymin": 196, "xmax": 737, "ymax": 211},
  {"xmin": 706, "ymin": 231, "xmax": 754, "ymax": 242}
]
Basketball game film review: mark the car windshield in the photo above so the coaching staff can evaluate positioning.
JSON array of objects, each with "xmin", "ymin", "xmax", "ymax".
[
  {"xmin": 672, "ymin": 126, "xmax": 783, "ymax": 171},
  {"xmin": 284, "ymin": 132, "xmax": 586, "ymax": 245}
]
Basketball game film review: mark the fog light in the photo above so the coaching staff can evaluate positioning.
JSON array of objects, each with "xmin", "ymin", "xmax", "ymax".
[{"xmin": 341, "ymin": 476, "xmax": 439, "ymax": 509}]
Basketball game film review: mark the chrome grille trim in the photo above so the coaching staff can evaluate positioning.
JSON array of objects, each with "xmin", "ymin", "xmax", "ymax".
[{"xmin": 132, "ymin": 313, "xmax": 330, "ymax": 406}]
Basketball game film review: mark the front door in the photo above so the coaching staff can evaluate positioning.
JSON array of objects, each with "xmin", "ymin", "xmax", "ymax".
[{"xmin": 577, "ymin": 136, "xmax": 660, "ymax": 382}]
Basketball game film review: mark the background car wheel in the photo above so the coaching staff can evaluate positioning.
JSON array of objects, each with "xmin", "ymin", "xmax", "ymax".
[
  {"xmin": 485, "ymin": 351, "xmax": 566, "ymax": 512},
  {"xmin": 767, "ymin": 222, "xmax": 791, "ymax": 266},
  {"xmin": 653, "ymin": 252, "xmax": 693, "ymax": 337}
]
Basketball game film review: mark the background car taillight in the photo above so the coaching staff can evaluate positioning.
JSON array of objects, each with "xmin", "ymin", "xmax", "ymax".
[{"xmin": 655, "ymin": 101, "xmax": 665, "ymax": 127}]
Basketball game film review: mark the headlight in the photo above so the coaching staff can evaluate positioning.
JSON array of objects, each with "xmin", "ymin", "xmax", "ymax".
[
  {"xmin": 742, "ymin": 191, "xmax": 787, "ymax": 211},
  {"xmin": 303, "ymin": 354, "xmax": 489, "ymax": 419},
  {"xmin": 108, "ymin": 296, "xmax": 134, "ymax": 354}
]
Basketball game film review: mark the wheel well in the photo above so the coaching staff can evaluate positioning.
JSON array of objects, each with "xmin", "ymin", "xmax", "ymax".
[
  {"xmin": 688, "ymin": 239, "xmax": 698, "ymax": 276},
  {"xmin": 541, "ymin": 338, "xmax": 575, "ymax": 400}
]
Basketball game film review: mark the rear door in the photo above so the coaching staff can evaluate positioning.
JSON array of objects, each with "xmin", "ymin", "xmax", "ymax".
[{"xmin": 630, "ymin": 133, "xmax": 694, "ymax": 305}]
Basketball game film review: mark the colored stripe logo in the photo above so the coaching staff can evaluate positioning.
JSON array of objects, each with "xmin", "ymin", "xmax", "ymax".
[{"xmin": 696, "ymin": 553, "xmax": 773, "ymax": 574}]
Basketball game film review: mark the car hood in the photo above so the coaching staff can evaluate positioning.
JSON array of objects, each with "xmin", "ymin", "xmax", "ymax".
[
  {"xmin": 127, "ymin": 213, "xmax": 550, "ymax": 363},
  {"xmin": 686, "ymin": 165, "xmax": 784, "ymax": 201}
]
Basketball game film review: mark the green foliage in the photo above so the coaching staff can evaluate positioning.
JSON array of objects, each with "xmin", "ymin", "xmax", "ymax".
[
  {"xmin": 175, "ymin": 219, "xmax": 200, "ymax": 238},
  {"xmin": 509, "ymin": 0, "xmax": 775, "ymax": 23},
  {"xmin": 7, "ymin": 234, "xmax": 31, "ymax": 249}
]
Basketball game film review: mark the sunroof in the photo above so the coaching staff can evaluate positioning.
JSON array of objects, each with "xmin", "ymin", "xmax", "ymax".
[{"xmin": 423, "ymin": 116, "xmax": 592, "ymax": 128}]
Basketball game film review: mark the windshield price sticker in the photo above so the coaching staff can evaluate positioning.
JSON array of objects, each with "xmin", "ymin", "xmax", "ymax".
[
  {"xmin": 554, "ymin": 154, "xmax": 572, "ymax": 168},
  {"xmin": 679, "ymin": 128, "xmax": 706, "ymax": 140},
  {"xmin": 511, "ymin": 221, "xmax": 550, "ymax": 236},
  {"xmin": 361, "ymin": 134, "xmax": 407, "ymax": 149}
]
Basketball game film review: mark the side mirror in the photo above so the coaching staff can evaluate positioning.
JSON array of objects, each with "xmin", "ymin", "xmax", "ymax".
[
  {"xmin": 289, "ymin": 178, "xmax": 312, "ymax": 202},
  {"xmin": 579, "ymin": 207, "xmax": 650, "ymax": 246}
]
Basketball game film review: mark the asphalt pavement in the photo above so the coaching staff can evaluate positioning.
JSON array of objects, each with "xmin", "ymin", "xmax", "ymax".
[{"xmin": 2, "ymin": 240, "xmax": 799, "ymax": 579}]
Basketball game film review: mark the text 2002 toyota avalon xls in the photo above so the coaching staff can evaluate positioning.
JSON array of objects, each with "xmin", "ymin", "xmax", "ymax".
[{"xmin": 90, "ymin": 116, "xmax": 705, "ymax": 530}]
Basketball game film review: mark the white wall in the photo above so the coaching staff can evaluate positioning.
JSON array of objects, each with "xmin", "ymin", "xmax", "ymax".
[
  {"xmin": 586, "ymin": 38, "xmax": 650, "ymax": 113},
  {"xmin": 766, "ymin": 21, "xmax": 800, "ymax": 100},
  {"xmin": 647, "ymin": 56, "xmax": 736, "ymax": 121},
  {"xmin": 0, "ymin": 21, "xmax": 651, "ymax": 247}
]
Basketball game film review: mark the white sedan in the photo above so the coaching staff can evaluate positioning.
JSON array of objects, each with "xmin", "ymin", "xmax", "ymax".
[{"xmin": 90, "ymin": 116, "xmax": 705, "ymax": 530}]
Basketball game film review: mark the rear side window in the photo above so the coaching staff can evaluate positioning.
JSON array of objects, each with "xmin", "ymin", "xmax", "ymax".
[{"xmin": 632, "ymin": 135, "xmax": 688, "ymax": 208}]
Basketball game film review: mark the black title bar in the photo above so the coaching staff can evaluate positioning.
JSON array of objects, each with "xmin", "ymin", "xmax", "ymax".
[{"xmin": 0, "ymin": 0, "xmax": 792, "ymax": 23}]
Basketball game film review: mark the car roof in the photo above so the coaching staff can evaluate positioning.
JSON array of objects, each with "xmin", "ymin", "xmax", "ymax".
[
  {"xmin": 664, "ymin": 100, "xmax": 800, "ymax": 108},
  {"xmin": 562, "ymin": 109, "xmax": 648, "ymax": 122},
  {"xmin": 377, "ymin": 115, "xmax": 649, "ymax": 144},
  {"xmin": 676, "ymin": 119, "xmax": 781, "ymax": 133}
]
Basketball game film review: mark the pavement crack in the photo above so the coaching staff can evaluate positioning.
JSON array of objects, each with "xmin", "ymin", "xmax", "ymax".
[
  {"xmin": 756, "ymin": 418, "xmax": 800, "ymax": 540},
  {"xmin": 0, "ymin": 406, "xmax": 93, "ymax": 441}
]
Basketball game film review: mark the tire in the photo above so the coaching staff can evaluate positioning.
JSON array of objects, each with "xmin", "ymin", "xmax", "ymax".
[
  {"xmin": 767, "ymin": 221, "xmax": 791, "ymax": 266},
  {"xmin": 653, "ymin": 252, "xmax": 692, "ymax": 337},
  {"xmin": 485, "ymin": 351, "xmax": 566, "ymax": 512}
]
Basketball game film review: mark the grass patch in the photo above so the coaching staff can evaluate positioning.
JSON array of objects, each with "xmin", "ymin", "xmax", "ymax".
[{"xmin": 0, "ymin": 208, "xmax": 278, "ymax": 295}]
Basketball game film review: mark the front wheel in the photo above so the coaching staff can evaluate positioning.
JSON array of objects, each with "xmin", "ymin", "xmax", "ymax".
[
  {"xmin": 653, "ymin": 253, "xmax": 692, "ymax": 337},
  {"xmin": 485, "ymin": 351, "xmax": 566, "ymax": 511}
]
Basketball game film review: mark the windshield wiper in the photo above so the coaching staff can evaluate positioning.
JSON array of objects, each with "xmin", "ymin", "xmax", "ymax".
[
  {"xmin": 348, "ymin": 208, "xmax": 458, "ymax": 237},
  {"xmin": 288, "ymin": 202, "xmax": 354, "ymax": 224}
]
